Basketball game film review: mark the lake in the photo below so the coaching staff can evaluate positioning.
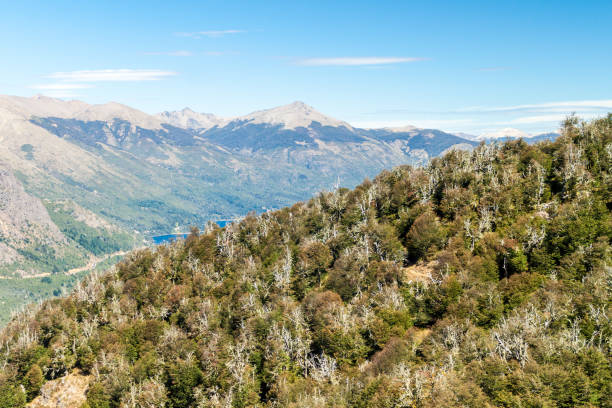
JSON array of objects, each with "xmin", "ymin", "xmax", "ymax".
[
  {"xmin": 152, "ymin": 220, "xmax": 233, "ymax": 244},
  {"xmin": 152, "ymin": 233, "xmax": 190, "ymax": 245}
]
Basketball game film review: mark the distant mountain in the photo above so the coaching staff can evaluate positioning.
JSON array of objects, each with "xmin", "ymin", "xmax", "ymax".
[
  {"xmin": 198, "ymin": 102, "xmax": 370, "ymax": 152},
  {"xmin": 160, "ymin": 104, "xmax": 561, "ymax": 150},
  {"xmin": 169, "ymin": 102, "xmax": 474, "ymax": 156},
  {"xmin": 156, "ymin": 107, "xmax": 226, "ymax": 130},
  {"xmin": 464, "ymin": 127, "xmax": 561, "ymax": 143},
  {"xmin": 478, "ymin": 127, "xmax": 530, "ymax": 140},
  {"xmin": 235, "ymin": 100, "xmax": 354, "ymax": 130},
  {"xmin": 523, "ymin": 132, "xmax": 561, "ymax": 143}
]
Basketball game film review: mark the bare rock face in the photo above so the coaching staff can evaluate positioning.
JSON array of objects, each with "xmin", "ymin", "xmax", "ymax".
[
  {"xmin": 0, "ymin": 166, "xmax": 65, "ymax": 265},
  {"xmin": 50, "ymin": 200, "xmax": 116, "ymax": 231},
  {"xmin": 27, "ymin": 370, "xmax": 91, "ymax": 408},
  {"xmin": 0, "ymin": 242, "xmax": 21, "ymax": 264}
]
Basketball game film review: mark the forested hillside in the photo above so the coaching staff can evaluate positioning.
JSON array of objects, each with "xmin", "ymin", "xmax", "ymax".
[{"xmin": 0, "ymin": 115, "xmax": 610, "ymax": 407}]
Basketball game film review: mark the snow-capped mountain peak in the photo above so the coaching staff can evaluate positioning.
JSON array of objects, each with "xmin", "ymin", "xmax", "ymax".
[
  {"xmin": 156, "ymin": 108, "xmax": 226, "ymax": 130},
  {"xmin": 236, "ymin": 101, "xmax": 354, "ymax": 130},
  {"xmin": 383, "ymin": 125, "xmax": 419, "ymax": 133},
  {"xmin": 477, "ymin": 127, "xmax": 530, "ymax": 141}
]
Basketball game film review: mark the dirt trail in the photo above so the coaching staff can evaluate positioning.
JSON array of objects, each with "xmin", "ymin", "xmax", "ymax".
[
  {"xmin": 0, "ymin": 249, "xmax": 132, "ymax": 280},
  {"xmin": 65, "ymin": 249, "xmax": 130, "ymax": 275}
]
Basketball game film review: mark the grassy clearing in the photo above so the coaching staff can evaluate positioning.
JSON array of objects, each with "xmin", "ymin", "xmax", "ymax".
[{"xmin": 0, "ymin": 254, "xmax": 123, "ymax": 326}]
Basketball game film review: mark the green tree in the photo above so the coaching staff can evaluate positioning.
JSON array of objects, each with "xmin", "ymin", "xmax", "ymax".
[
  {"xmin": 405, "ymin": 210, "xmax": 445, "ymax": 262},
  {"xmin": 24, "ymin": 364, "xmax": 44, "ymax": 400}
]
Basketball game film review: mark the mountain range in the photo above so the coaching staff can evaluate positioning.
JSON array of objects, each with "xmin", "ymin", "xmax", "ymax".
[{"xmin": 0, "ymin": 95, "xmax": 558, "ymax": 280}]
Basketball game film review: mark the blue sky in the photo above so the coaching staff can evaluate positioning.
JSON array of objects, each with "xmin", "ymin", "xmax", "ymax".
[{"xmin": 1, "ymin": 0, "xmax": 611, "ymax": 135}]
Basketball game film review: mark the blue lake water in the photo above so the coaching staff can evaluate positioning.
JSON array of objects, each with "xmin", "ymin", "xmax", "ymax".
[
  {"xmin": 152, "ymin": 220, "xmax": 233, "ymax": 244},
  {"xmin": 152, "ymin": 233, "xmax": 190, "ymax": 245}
]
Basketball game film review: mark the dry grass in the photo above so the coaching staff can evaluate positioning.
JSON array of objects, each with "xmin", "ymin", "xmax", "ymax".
[{"xmin": 402, "ymin": 260, "xmax": 436, "ymax": 283}]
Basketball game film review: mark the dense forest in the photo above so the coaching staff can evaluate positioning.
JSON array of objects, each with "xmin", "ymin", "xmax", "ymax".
[{"xmin": 0, "ymin": 115, "xmax": 610, "ymax": 407}]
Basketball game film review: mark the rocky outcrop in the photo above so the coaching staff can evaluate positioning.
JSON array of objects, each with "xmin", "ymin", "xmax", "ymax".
[
  {"xmin": 27, "ymin": 371, "xmax": 91, "ymax": 408},
  {"xmin": 0, "ymin": 166, "xmax": 65, "ymax": 250}
]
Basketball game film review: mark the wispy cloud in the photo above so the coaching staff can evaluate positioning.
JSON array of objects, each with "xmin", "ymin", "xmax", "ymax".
[
  {"xmin": 510, "ymin": 112, "xmax": 604, "ymax": 125},
  {"xmin": 36, "ymin": 91, "xmax": 82, "ymax": 99},
  {"xmin": 29, "ymin": 83, "xmax": 93, "ymax": 90},
  {"xmin": 508, "ymin": 114, "xmax": 567, "ymax": 124},
  {"xmin": 460, "ymin": 100, "xmax": 612, "ymax": 113},
  {"xmin": 176, "ymin": 30, "xmax": 245, "ymax": 39},
  {"xmin": 47, "ymin": 69, "xmax": 177, "ymax": 82},
  {"xmin": 30, "ymin": 69, "xmax": 176, "ymax": 98},
  {"xmin": 295, "ymin": 57, "xmax": 426, "ymax": 66},
  {"xmin": 144, "ymin": 50, "xmax": 193, "ymax": 57}
]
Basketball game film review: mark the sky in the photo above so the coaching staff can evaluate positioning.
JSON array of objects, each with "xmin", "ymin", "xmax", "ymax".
[{"xmin": 0, "ymin": 0, "xmax": 611, "ymax": 135}]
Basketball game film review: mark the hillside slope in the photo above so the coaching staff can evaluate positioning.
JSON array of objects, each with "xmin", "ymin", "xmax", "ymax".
[
  {"xmin": 0, "ymin": 166, "xmax": 133, "ymax": 278},
  {"xmin": 2, "ymin": 117, "xmax": 601, "ymax": 408},
  {"xmin": 0, "ymin": 166, "xmax": 66, "ymax": 269}
]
